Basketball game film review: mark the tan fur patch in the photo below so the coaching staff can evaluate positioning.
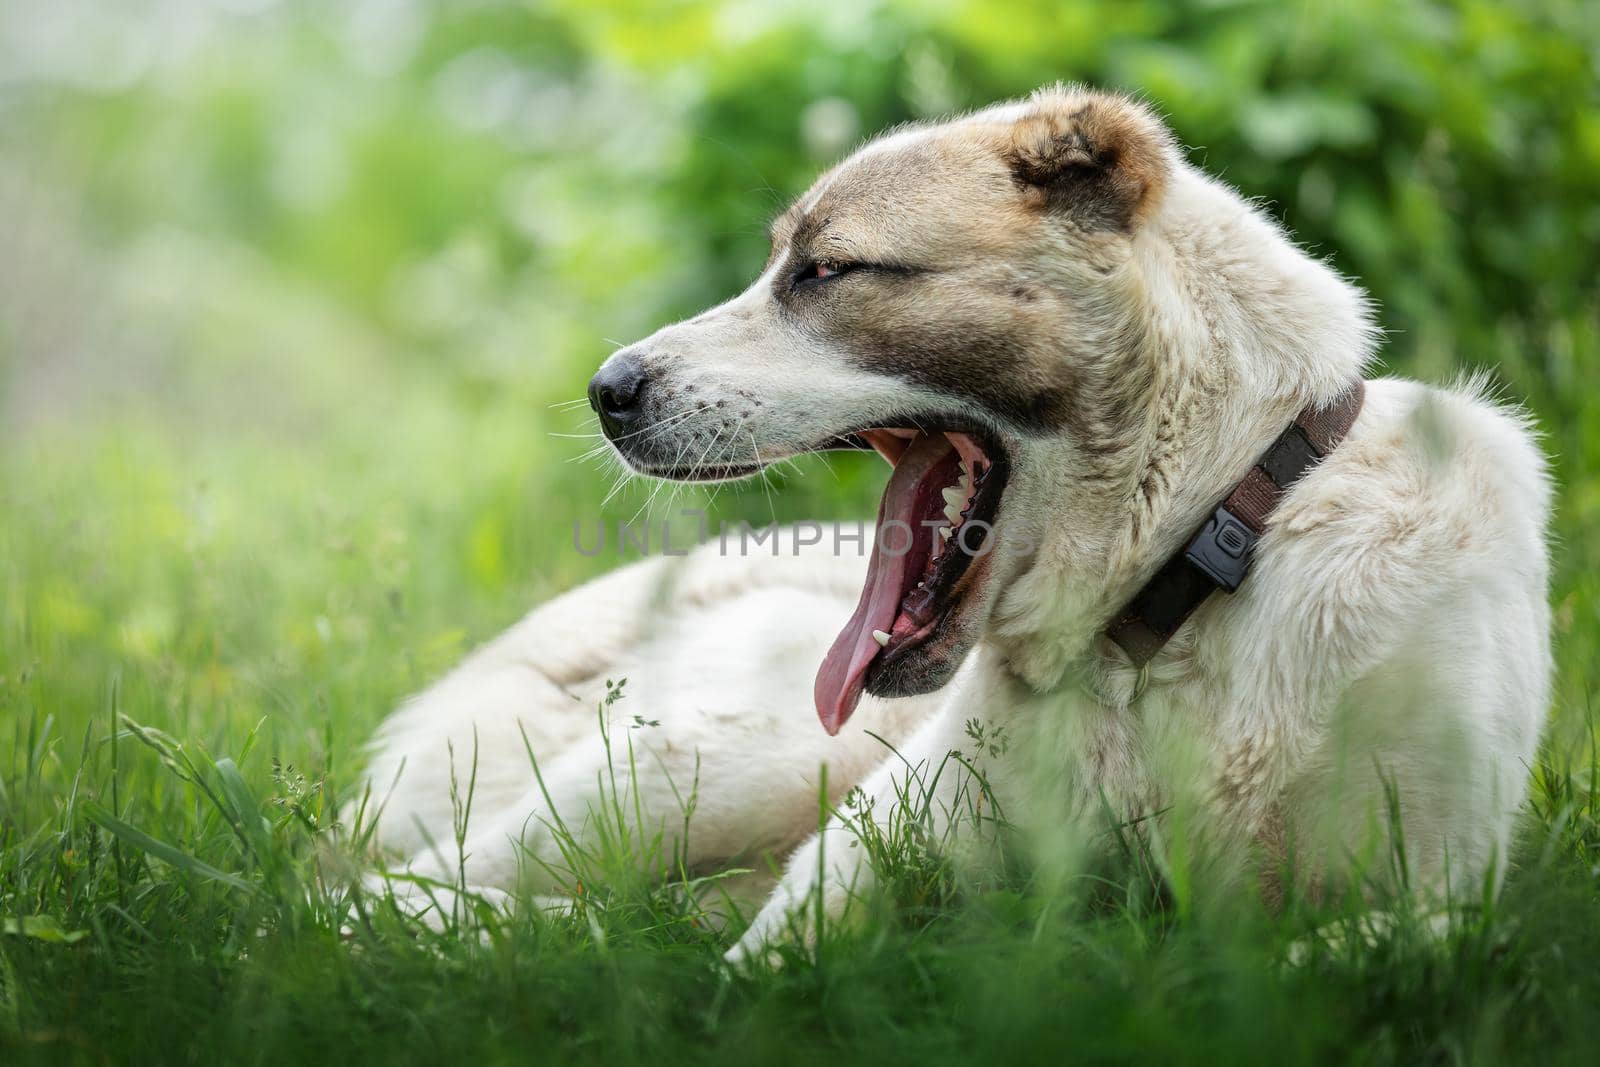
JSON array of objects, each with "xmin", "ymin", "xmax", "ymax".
[{"xmin": 1001, "ymin": 88, "xmax": 1174, "ymax": 231}]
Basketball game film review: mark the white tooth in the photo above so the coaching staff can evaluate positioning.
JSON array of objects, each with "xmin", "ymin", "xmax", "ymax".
[
  {"xmin": 959, "ymin": 473, "xmax": 972, "ymax": 492},
  {"xmin": 872, "ymin": 629, "xmax": 890, "ymax": 647},
  {"xmin": 939, "ymin": 526, "xmax": 952, "ymax": 541},
  {"xmin": 941, "ymin": 487, "xmax": 963, "ymax": 507},
  {"xmin": 943, "ymin": 504, "xmax": 962, "ymax": 525}
]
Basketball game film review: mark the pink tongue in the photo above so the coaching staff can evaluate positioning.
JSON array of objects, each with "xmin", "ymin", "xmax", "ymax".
[{"xmin": 814, "ymin": 433, "xmax": 952, "ymax": 734}]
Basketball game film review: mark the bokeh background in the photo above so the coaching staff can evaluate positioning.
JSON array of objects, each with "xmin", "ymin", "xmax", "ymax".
[{"xmin": 2, "ymin": 0, "xmax": 1598, "ymax": 778}]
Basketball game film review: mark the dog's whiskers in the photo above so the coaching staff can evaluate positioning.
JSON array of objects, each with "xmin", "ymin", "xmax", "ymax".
[
  {"xmin": 600, "ymin": 464, "xmax": 637, "ymax": 509},
  {"xmin": 593, "ymin": 404, "xmax": 729, "ymax": 515},
  {"xmin": 563, "ymin": 407, "xmax": 710, "ymax": 469},
  {"xmin": 750, "ymin": 432, "xmax": 777, "ymax": 527},
  {"xmin": 572, "ymin": 442, "xmax": 616, "ymax": 464},
  {"xmin": 630, "ymin": 410, "xmax": 722, "ymax": 524},
  {"xmin": 589, "ymin": 407, "xmax": 703, "ymax": 446}
]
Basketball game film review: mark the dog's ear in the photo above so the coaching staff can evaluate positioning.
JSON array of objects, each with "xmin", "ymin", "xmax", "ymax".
[{"xmin": 1003, "ymin": 88, "xmax": 1173, "ymax": 231}]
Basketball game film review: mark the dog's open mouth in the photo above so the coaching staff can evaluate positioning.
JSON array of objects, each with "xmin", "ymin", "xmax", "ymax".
[
  {"xmin": 609, "ymin": 415, "xmax": 1011, "ymax": 734},
  {"xmin": 813, "ymin": 427, "xmax": 1009, "ymax": 735}
]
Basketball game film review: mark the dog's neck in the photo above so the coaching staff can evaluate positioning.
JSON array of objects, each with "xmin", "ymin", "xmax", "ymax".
[{"xmin": 990, "ymin": 166, "xmax": 1377, "ymax": 693}]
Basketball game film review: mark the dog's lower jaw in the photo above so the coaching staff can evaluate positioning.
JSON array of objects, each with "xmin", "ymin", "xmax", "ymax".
[{"xmin": 862, "ymin": 604, "xmax": 983, "ymax": 699}]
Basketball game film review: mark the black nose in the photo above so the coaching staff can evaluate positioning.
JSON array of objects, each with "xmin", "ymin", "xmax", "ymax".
[{"xmin": 587, "ymin": 353, "xmax": 647, "ymax": 435}]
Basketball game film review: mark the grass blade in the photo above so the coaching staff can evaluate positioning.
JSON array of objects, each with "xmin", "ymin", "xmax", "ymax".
[{"xmin": 84, "ymin": 801, "xmax": 256, "ymax": 896}]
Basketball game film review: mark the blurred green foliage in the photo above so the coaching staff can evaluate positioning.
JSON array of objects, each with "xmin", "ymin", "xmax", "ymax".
[{"xmin": 12, "ymin": 0, "xmax": 1598, "ymax": 382}]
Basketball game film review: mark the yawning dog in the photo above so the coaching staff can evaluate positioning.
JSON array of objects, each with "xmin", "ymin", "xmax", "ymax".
[{"xmin": 357, "ymin": 86, "xmax": 1552, "ymax": 958}]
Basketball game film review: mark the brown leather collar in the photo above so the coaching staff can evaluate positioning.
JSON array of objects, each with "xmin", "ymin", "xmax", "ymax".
[{"xmin": 1106, "ymin": 380, "xmax": 1367, "ymax": 667}]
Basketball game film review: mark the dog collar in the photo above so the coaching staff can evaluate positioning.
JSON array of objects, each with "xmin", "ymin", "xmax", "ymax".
[{"xmin": 1106, "ymin": 380, "xmax": 1366, "ymax": 667}]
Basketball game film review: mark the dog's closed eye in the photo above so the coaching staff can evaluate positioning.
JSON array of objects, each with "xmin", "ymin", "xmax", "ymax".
[{"xmin": 796, "ymin": 260, "xmax": 858, "ymax": 287}]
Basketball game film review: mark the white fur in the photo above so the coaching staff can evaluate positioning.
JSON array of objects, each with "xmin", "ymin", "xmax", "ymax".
[{"xmin": 356, "ymin": 97, "xmax": 1552, "ymax": 957}]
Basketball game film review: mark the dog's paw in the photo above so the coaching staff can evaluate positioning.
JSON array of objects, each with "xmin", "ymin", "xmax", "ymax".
[
  {"xmin": 722, "ymin": 929, "xmax": 787, "ymax": 972},
  {"xmin": 358, "ymin": 869, "xmax": 518, "ymax": 935},
  {"xmin": 723, "ymin": 886, "xmax": 797, "ymax": 968},
  {"xmin": 723, "ymin": 861, "xmax": 866, "ymax": 970}
]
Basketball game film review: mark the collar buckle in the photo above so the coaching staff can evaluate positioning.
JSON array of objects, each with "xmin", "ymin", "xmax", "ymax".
[{"xmin": 1182, "ymin": 504, "xmax": 1258, "ymax": 593}]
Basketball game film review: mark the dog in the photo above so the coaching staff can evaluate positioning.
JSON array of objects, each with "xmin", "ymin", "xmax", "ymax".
[{"xmin": 357, "ymin": 86, "xmax": 1552, "ymax": 959}]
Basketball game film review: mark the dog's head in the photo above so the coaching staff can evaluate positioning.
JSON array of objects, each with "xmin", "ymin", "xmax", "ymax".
[{"xmin": 586, "ymin": 86, "xmax": 1368, "ymax": 731}]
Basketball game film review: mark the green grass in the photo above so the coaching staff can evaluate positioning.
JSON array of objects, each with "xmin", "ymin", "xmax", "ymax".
[{"xmin": 2, "ymin": 388, "xmax": 1600, "ymax": 1066}]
